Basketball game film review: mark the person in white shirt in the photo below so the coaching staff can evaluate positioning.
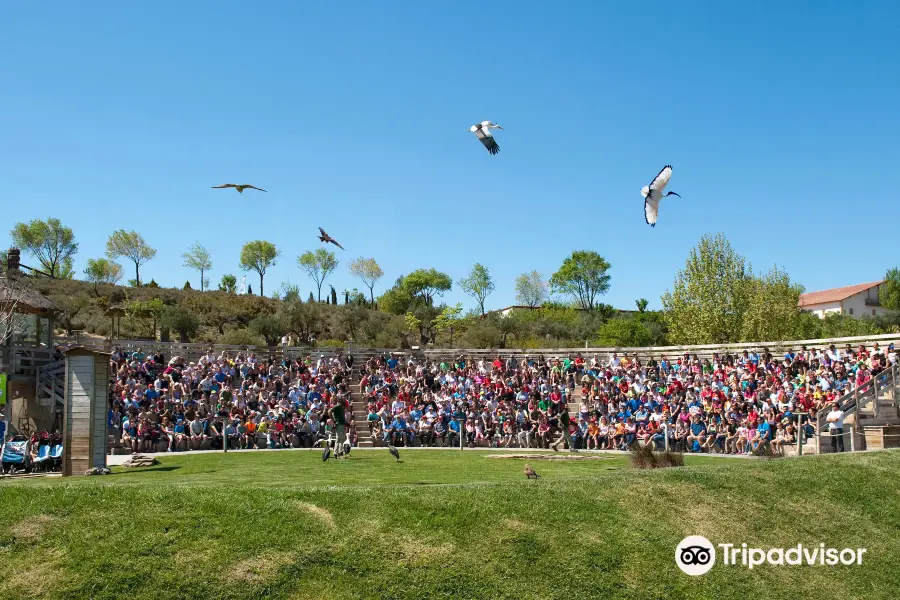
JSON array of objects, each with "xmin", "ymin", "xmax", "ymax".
[{"xmin": 825, "ymin": 402, "xmax": 845, "ymax": 452}]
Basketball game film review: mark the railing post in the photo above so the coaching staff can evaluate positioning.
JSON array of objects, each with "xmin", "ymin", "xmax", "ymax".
[
  {"xmin": 35, "ymin": 364, "xmax": 41, "ymax": 408},
  {"xmin": 874, "ymin": 376, "xmax": 879, "ymax": 420},
  {"xmin": 797, "ymin": 414, "xmax": 803, "ymax": 456},
  {"xmin": 849, "ymin": 424, "xmax": 855, "ymax": 452},
  {"xmin": 816, "ymin": 414, "xmax": 821, "ymax": 455},
  {"xmin": 664, "ymin": 423, "xmax": 669, "ymax": 452}
]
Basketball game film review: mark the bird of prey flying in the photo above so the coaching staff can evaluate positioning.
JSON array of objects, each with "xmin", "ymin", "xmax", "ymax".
[
  {"xmin": 211, "ymin": 184, "xmax": 267, "ymax": 193},
  {"xmin": 640, "ymin": 165, "xmax": 680, "ymax": 228},
  {"xmin": 524, "ymin": 464, "xmax": 540, "ymax": 479},
  {"xmin": 469, "ymin": 121, "xmax": 502, "ymax": 155},
  {"xmin": 388, "ymin": 445, "xmax": 400, "ymax": 462},
  {"xmin": 318, "ymin": 227, "xmax": 345, "ymax": 250}
]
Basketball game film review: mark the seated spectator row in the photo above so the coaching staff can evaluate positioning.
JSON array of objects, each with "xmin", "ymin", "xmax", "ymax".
[{"xmin": 107, "ymin": 342, "xmax": 896, "ymax": 458}]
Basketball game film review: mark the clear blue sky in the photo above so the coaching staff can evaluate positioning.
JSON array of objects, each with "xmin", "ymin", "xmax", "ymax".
[{"xmin": 3, "ymin": 1, "xmax": 898, "ymax": 311}]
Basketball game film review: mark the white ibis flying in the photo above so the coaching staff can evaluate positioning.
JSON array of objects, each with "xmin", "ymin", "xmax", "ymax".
[
  {"xmin": 469, "ymin": 121, "xmax": 502, "ymax": 155},
  {"xmin": 641, "ymin": 166, "xmax": 680, "ymax": 228},
  {"xmin": 318, "ymin": 227, "xmax": 345, "ymax": 250},
  {"xmin": 211, "ymin": 184, "xmax": 267, "ymax": 193}
]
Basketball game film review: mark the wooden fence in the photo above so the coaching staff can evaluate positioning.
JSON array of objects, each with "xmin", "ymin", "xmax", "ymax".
[
  {"xmin": 424, "ymin": 332, "xmax": 900, "ymax": 362},
  {"xmin": 54, "ymin": 332, "xmax": 900, "ymax": 365}
]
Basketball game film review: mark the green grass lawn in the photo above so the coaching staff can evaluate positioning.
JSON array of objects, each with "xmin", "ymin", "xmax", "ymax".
[{"xmin": 1, "ymin": 449, "xmax": 898, "ymax": 599}]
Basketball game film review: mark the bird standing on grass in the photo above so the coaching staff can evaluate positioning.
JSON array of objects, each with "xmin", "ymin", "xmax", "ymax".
[
  {"xmin": 318, "ymin": 227, "xmax": 345, "ymax": 250},
  {"xmin": 524, "ymin": 464, "xmax": 540, "ymax": 479},
  {"xmin": 641, "ymin": 165, "xmax": 680, "ymax": 227},
  {"xmin": 469, "ymin": 121, "xmax": 502, "ymax": 155},
  {"xmin": 211, "ymin": 183, "xmax": 267, "ymax": 193},
  {"xmin": 388, "ymin": 445, "xmax": 400, "ymax": 462},
  {"xmin": 322, "ymin": 445, "xmax": 331, "ymax": 462}
]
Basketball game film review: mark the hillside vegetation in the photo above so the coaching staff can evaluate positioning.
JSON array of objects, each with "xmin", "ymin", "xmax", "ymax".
[{"xmin": 10, "ymin": 218, "xmax": 900, "ymax": 348}]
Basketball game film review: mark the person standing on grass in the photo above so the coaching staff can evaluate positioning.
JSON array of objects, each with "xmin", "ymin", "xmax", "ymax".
[
  {"xmin": 826, "ymin": 401, "xmax": 845, "ymax": 452},
  {"xmin": 551, "ymin": 400, "xmax": 573, "ymax": 452},
  {"xmin": 329, "ymin": 397, "xmax": 349, "ymax": 458}
]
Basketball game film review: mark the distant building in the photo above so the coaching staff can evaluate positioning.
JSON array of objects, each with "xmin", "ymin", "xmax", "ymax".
[{"xmin": 798, "ymin": 280, "xmax": 887, "ymax": 319}]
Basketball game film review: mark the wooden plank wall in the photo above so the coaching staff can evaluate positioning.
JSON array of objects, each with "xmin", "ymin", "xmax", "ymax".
[
  {"xmin": 63, "ymin": 355, "xmax": 96, "ymax": 476},
  {"xmin": 92, "ymin": 357, "xmax": 108, "ymax": 467}
]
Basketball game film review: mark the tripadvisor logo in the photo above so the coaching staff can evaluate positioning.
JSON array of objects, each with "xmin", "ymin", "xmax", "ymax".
[
  {"xmin": 676, "ymin": 536, "xmax": 867, "ymax": 576},
  {"xmin": 676, "ymin": 536, "xmax": 716, "ymax": 576}
]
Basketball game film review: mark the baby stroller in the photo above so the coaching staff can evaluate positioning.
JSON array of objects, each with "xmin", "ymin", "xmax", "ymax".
[{"xmin": 2, "ymin": 437, "xmax": 30, "ymax": 475}]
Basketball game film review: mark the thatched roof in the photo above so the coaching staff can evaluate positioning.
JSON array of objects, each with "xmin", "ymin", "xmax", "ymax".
[{"xmin": 0, "ymin": 276, "xmax": 59, "ymax": 315}]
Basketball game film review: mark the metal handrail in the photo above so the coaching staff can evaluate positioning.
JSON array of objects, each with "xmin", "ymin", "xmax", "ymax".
[{"xmin": 814, "ymin": 363, "xmax": 898, "ymax": 451}]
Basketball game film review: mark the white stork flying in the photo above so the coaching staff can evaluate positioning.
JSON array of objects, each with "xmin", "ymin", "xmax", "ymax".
[
  {"xmin": 211, "ymin": 183, "xmax": 267, "ymax": 193},
  {"xmin": 641, "ymin": 165, "xmax": 680, "ymax": 228},
  {"xmin": 469, "ymin": 121, "xmax": 502, "ymax": 155}
]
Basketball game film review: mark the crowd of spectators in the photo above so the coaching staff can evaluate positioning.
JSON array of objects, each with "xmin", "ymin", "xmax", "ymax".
[
  {"xmin": 107, "ymin": 340, "xmax": 898, "ymax": 457},
  {"xmin": 107, "ymin": 347, "xmax": 357, "ymax": 454},
  {"xmin": 359, "ymin": 342, "xmax": 897, "ymax": 455}
]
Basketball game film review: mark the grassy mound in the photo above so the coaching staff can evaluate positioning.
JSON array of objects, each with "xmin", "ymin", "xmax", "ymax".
[{"xmin": 0, "ymin": 450, "xmax": 898, "ymax": 599}]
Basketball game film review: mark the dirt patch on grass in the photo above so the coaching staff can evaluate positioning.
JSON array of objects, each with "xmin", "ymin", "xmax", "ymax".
[
  {"xmin": 395, "ymin": 536, "xmax": 455, "ymax": 566},
  {"xmin": 11, "ymin": 514, "xmax": 57, "ymax": 540},
  {"xmin": 173, "ymin": 546, "xmax": 215, "ymax": 569},
  {"xmin": 501, "ymin": 518, "xmax": 532, "ymax": 531},
  {"xmin": 295, "ymin": 502, "xmax": 335, "ymax": 527},
  {"xmin": 487, "ymin": 454, "xmax": 614, "ymax": 461},
  {"xmin": 228, "ymin": 552, "xmax": 294, "ymax": 583},
  {"xmin": 5, "ymin": 549, "xmax": 66, "ymax": 597}
]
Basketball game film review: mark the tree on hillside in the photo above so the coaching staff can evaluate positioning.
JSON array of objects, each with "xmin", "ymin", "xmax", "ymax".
[
  {"xmin": 83, "ymin": 258, "xmax": 124, "ymax": 292},
  {"xmin": 249, "ymin": 313, "xmax": 288, "ymax": 346},
  {"xmin": 635, "ymin": 298, "xmax": 649, "ymax": 313},
  {"xmin": 515, "ymin": 270, "xmax": 548, "ymax": 307},
  {"xmin": 740, "ymin": 266, "xmax": 807, "ymax": 342},
  {"xmin": 882, "ymin": 268, "xmax": 900, "ymax": 312},
  {"xmin": 10, "ymin": 217, "xmax": 79, "ymax": 278},
  {"xmin": 58, "ymin": 257, "xmax": 76, "ymax": 280},
  {"xmin": 595, "ymin": 316, "xmax": 655, "ymax": 348},
  {"xmin": 280, "ymin": 282, "xmax": 302, "ymax": 303},
  {"xmin": 219, "ymin": 274, "xmax": 237, "ymax": 293},
  {"xmin": 298, "ymin": 248, "xmax": 338, "ymax": 302},
  {"xmin": 433, "ymin": 303, "xmax": 464, "ymax": 345},
  {"xmin": 161, "ymin": 305, "xmax": 200, "ymax": 343},
  {"xmin": 549, "ymin": 250, "xmax": 611, "ymax": 310},
  {"xmin": 662, "ymin": 233, "xmax": 750, "ymax": 345},
  {"xmin": 460, "ymin": 263, "xmax": 495, "ymax": 316},
  {"xmin": 182, "ymin": 242, "xmax": 213, "ymax": 291},
  {"xmin": 239, "ymin": 240, "xmax": 279, "ymax": 297},
  {"xmin": 349, "ymin": 257, "xmax": 384, "ymax": 305},
  {"xmin": 403, "ymin": 269, "xmax": 452, "ymax": 305},
  {"xmin": 106, "ymin": 229, "xmax": 156, "ymax": 287},
  {"xmin": 281, "ymin": 300, "xmax": 324, "ymax": 343}
]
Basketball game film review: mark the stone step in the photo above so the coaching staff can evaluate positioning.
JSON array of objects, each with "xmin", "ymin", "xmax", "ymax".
[{"xmin": 357, "ymin": 441, "xmax": 374, "ymax": 447}]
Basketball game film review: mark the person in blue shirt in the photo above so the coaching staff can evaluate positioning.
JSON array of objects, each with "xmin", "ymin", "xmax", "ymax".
[
  {"xmin": 687, "ymin": 416, "xmax": 707, "ymax": 452},
  {"xmin": 626, "ymin": 397, "xmax": 640, "ymax": 413},
  {"xmin": 753, "ymin": 418, "xmax": 772, "ymax": 453},
  {"xmin": 144, "ymin": 385, "xmax": 160, "ymax": 403},
  {"xmin": 390, "ymin": 416, "xmax": 406, "ymax": 446}
]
